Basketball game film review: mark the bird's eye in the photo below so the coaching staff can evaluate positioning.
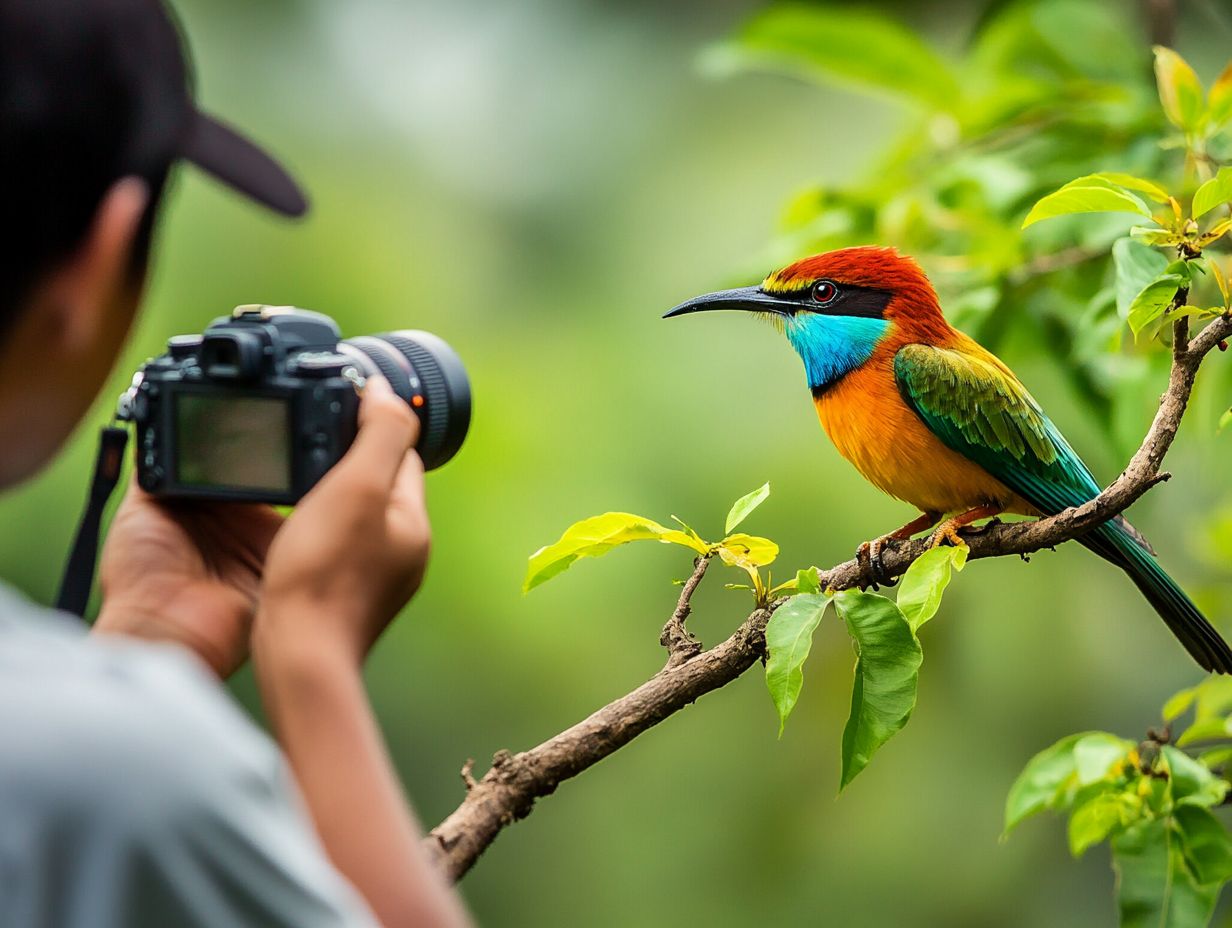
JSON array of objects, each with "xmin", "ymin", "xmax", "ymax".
[{"xmin": 811, "ymin": 280, "xmax": 839, "ymax": 305}]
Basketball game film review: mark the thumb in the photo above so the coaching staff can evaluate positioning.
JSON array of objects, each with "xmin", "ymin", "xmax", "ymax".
[{"xmin": 324, "ymin": 375, "xmax": 420, "ymax": 496}]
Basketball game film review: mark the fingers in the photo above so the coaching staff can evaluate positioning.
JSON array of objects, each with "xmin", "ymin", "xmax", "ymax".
[
  {"xmin": 308, "ymin": 375, "xmax": 420, "ymax": 507},
  {"xmin": 388, "ymin": 443, "xmax": 428, "ymax": 530}
]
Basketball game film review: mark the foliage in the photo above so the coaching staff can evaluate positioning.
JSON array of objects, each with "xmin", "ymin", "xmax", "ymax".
[
  {"xmin": 715, "ymin": 6, "xmax": 1232, "ymax": 923},
  {"xmin": 1006, "ymin": 678, "xmax": 1232, "ymax": 927},
  {"xmin": 711, "ymin": 1, "xmax": 1232, "ymax": 457},
  {"xmin": 527, "ymin": 484, "xmax": 972, "ymax": 788}
]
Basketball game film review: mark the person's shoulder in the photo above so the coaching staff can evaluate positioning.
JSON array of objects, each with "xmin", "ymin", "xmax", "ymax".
[{"xmin": 0, "ymin": 595, "xmax": 277, "ymax": 830}]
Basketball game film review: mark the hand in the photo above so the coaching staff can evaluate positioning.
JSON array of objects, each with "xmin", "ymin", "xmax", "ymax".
[
  {"xmin": 254, "ymin": 375, "xmax": 429, "ymax": 667},
  {"xmin": 96, "ymin": 482, "xmax": 284, "ymax": 677}
]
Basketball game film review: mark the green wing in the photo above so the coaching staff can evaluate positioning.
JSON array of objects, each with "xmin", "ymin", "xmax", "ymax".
[{"xmin": 892, "ymin": 343, "xmax": 1102, "ymax": 515}]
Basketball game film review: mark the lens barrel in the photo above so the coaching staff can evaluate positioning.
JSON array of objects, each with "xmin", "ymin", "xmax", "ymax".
[{"xmin": 338, "ymin": 331, "xmax": 471, "ymax": 470}]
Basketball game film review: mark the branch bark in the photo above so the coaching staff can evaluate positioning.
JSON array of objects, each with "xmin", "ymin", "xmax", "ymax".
[{"xmin": 424, "ymin": 311, "xmax": 1232, "ymax": 882}]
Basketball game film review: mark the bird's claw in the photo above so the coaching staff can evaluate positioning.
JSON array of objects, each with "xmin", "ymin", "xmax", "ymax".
[
  {"xmin": 929, "ymin": 520, "xmax": 966, "ymax": 549},
  {"xmin": 856, "ymin": 536, "xmax": 900, "ymax": 589}
]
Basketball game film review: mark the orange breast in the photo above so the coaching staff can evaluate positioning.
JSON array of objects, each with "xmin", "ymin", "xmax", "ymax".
[{"xmin": 813, "ymin": 351, "xmax": 1033, "ymax": 516}]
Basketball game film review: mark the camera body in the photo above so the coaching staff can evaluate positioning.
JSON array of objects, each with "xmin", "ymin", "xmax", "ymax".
[{"xmin": 124, "ymin": 305, "xmax": 470, "ymax": 504}]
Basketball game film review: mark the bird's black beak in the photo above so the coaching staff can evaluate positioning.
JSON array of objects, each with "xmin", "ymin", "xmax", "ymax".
[{"xmin": 662, "ymin": 286, "xmax": 797, "ymax": 319}]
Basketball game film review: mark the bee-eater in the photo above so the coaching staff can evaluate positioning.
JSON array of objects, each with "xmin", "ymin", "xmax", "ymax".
[{"xmin": 665, "ymin": 246, "xmax": 1232, "ymax": 674}]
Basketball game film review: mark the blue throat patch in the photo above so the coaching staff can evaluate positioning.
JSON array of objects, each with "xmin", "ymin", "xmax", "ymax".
[{"xmin": 785, "ymin": 314, "xmax": 891, "ymax": 391}]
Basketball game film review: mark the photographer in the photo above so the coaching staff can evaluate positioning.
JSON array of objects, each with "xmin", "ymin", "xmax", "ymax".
[{"xmin": 0, "ymin": 1, "xmax": 469, "ymax": 925}]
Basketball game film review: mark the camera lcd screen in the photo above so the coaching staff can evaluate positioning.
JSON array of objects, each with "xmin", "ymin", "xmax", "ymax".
[{"xmin": 175, "ymin": 394, "xmax": 292, "ymax": 493}]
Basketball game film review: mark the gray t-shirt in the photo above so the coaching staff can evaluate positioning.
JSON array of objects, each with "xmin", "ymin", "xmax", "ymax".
[{"xmin": 0, "ymin": 582, "xmax": 379, "ymax": 927}]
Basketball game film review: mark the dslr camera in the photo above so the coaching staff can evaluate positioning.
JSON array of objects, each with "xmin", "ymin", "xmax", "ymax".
[{"xmin": 120, "ymin": 305, "xmax": 471, "ymax": 504}]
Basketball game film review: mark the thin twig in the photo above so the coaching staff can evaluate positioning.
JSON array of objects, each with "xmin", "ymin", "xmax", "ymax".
[
  {"xmin": 424, "ymin": 311, "xmax": 1232, "ymax": 882},
  {"xmin": 659, "ymin": 555, "xmax": 710, "ymax": 668}
]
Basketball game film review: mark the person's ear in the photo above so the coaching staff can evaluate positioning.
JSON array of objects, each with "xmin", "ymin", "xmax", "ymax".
[{"xmin": 44, "ymin": 176, "xmax": 150, "ymax": 354}]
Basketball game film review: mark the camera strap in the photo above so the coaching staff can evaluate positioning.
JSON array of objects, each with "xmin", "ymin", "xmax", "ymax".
[{"xmin": 56, "ymin": 424, "xmax": 129, "ymax": 618}]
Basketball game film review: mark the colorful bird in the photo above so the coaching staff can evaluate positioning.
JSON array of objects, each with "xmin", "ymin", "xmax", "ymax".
[{"xmin": 665, "ymin": 246, "xmax": 1232, "ymax": 674}]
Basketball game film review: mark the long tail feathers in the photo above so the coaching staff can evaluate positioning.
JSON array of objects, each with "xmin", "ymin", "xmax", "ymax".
[{"xmin": 1080, "ymin": 521, "xmax": 1232, "ymax": 674}]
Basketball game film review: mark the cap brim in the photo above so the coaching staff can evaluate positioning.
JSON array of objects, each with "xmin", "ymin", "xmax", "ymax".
[{"xmin": 180, "ymin": 110, "xmax": 309, "ymax": 218}]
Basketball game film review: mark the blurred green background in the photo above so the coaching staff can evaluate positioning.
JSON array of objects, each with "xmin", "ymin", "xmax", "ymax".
[{"xmin": 5, "ymin": 0, "xmax": 1232, "ymax": 924}]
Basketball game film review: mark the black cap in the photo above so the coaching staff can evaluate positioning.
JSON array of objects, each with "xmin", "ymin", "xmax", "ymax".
[{"xmin": 0, "ymin": 0, "xmax": 309, "ymax": 219}]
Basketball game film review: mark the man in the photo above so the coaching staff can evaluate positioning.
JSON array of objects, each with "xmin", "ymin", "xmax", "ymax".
[{"xmin": 0, "ymin": 0, "xmax": 470, "ymax": 925}]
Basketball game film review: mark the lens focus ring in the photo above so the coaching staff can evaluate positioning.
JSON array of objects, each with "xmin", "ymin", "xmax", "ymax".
[{"xmin": 381, "ymin": 332, "xmax": 449, "ymax": 462}]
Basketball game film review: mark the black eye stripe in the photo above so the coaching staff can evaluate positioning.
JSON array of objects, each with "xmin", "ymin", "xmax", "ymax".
[{"xmin": 799, "ymin": 282, "xmax": 892, "ymax": 319}]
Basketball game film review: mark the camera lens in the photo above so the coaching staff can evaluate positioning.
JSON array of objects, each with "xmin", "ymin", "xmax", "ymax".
[{"xmin": 338, "ymin": 331, "xmax": 471, "ymax": 470}]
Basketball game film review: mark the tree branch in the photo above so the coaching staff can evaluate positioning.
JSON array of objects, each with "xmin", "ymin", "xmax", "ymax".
[{"xmin": 423, "ymin": 311, "xmax": 1232, "ymax": 882}]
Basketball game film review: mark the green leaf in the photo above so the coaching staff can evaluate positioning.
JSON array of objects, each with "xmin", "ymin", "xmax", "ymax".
[
  {"xmin": 1197, "ymin": 746, "xmax": 1232, "ymax": 770},
  {"xmin": 1127, "ymin": 273, "xmax": 1185, "ymax": 337},
  {"xmin": 1074, "ymin": 732, "xmax": 1134, "ymax": 785},
  {"xmin": 1023, "ymin": 177, "xmax": 1151, "ymax": 229},
  {"xmin": 1114, "ymin": 238, "xmax": 1171, "ymax": 321},
  {"xmin": 1175, "ymin": 805, "xmax": 1232, "ymax": 885},
  {"xmin": 711, "ymin": 5, "xmax": 958, "ymax": 109},
  {"xmin": 1192, "ymin": 167, "xmax": 1232, "ymax": 221},
  {"xmin": 1154, "ymin": 46, "xmax": 1206, "ymax": 132},
  {"xmin": 1177, "ymin": 716, "xmax": 1232, "ymax": 748},
  {"xmin": 1209, "ymin": 63, "xmax": 1232, "ymax": 131},
  {"xmin": 795, "ymin": 568, "xmax": 821, "ymax": 595},
  {"xmin": 1005, "ymin": 732, "xmax": 1102, "ymax": 835},
  {"xmin": 1220, "ymin": 409, "xmax": 1232, "ymax": 434},
  {"xmin": 1069, "ymin": 792, "xmax": 1133, "ymax": 858},
  {"xmin": 524, "ymin": 512, "xmax": 708, "ymax": 592},
  {"xmin": 1164, "ymin": 686, "xmax": 1198, "ymax": 723},
  {"xmin": 724, "ymin": 482, "xmax": 770, "ymax": 534},
  {"xmin": 1114, "ymin": 818, "xmax": 1219, "ymax": 928},
  {"xmin": 764, "ymin": 593, "xmax": 831, "ymax": 736},
  {"xmin": 1163, "ymin": 745, "xmax": 1229, "ymax": 808},
  {"xmin": 896, "ymin": 543, "xmax": 967, "ymax": 634},
  {"xmin": 834, "ymin": 590, "xmax": 922, "ymax": 789},
  {"xmin": 1094, "ymin": 172, "xmax": 1172, "ymax": 205}
]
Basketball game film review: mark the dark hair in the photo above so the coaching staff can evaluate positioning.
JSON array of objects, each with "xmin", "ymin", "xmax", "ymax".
[{"xmin": 0, "ymin": 0, "xmax": 188, "ymax": 342}]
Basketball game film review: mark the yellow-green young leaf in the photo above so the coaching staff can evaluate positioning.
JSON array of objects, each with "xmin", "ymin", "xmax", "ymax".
[
  {"xmin": 896, "ymin": 543, "xmax": 967, "ymax": 633},
  {"xmin": 1162, "ymin": 745, "xmax": 1228, "ymax": 808},
  {"xmin": 1194, "ymin": 675, "xmax": 1232, "ymax": 722},
  {"xmin": 523, "ymin": 512, "xmax": 707, "ymax": 592},
  {"xmin": 1220, "ymin": 409, "xmax": 1232, "ymax": 434},
  {"xmin": 1197, "ymin": 746, "xmax": 1232, "ymax": 770},
  {"xmin": 714, "ymin": 5, "xmax": 959, "ymax": 109},
  {"xmin": 716, "ymin": 533, "xmax": 779, "ymax": 567},
  {"xmin": 1210, "ymin": 258, "xmax": 1230, "ymax": 308},
  {"xmin": 1192, "ymin": 167, "xmax": 1232, "ymax": 220},
  {"xmin": 1023, "ymin": 179, "xmax": 1151, "ymax": 229},
  {"xmin": 724, "ymin": 482, "xmax": 770, "ymax": 534},
  {"xmin": 795, "ymin": 568, "xmax": 822, "ymax": 595},
  {"xmin": 1177, "ymin": 716, "xmax": 1232, "ymax": 747},
  {"xmin": 1127, "ymin": 273, "xmax": 1185, "ymax": 337},
  {"xmin": 1114, "ymin": 237, "xmax": 1170, "ymax": 321},
  {"xmin": 1069, "ymin": 793, "xmax": 1133, "ymax": 858},
  {"xmin": 1175, "ymin": 805, "xmax": 1232, "ymax": 886},
  {"xmin": 1113, "ymin": 818, "xmax": 1219, "ymax": 928},
  {"xmin": 1154, "ymin": 46, "xmax": 1206, "ymax": 132},
  {"xmin": 834, "ymin": 590, "xmax": 922, "ymax": 790},
  {"xmin": 1164, "ymin": 686, "xmax": 1198, "ymax": 723},
  {"xmin": 764, "ymin": 593, "xmax": 831, "ymax": 735},
  {"xmin": 1198, "ymin": 217, "xmax": 1232, "ymax": 246},
  {"xmin": 1131, "ymin": 224, "xmax": 1181, "ymax": 246},
  {"xmin": 1094, "ymin": 172, "xmax": 1172, "ymax": 204},
  {"xmin": 1208, "ymin": 62, "xmax": 1232, "ymax": 131},
  {"xmin": 1005, "ymin": 732, "xmax": 1099, "ymax": 835},
  {"xmin": 1074, "ymin": 733, "xmax": 1135, "ymax": 785}
]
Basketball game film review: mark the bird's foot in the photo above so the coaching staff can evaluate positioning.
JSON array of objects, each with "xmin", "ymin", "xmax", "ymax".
[
  {"xmin": 928, "ymin": 505, "xmax": 1004, "ymax": 548},
  {"xmin": 856, "ymin": 535, "xmax": 900, "ymax": 589},
  {"xmin": 929, "ymin": 520, "xmax": 966, "ymax": 549}
]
